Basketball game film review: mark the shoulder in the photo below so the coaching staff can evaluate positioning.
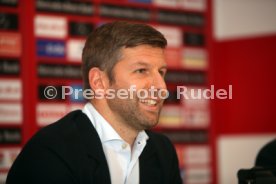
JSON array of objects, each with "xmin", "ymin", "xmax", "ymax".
[
  {"xmin": 146, "ymin": 130, "xmax": 175, "ymax": 153},
  {"xmin": 145, "ymin": 130, "xmax": 182, "ymax": 183},
  {"xmin": 21, "ymin": 110, "xmax": 91, "ymax": 157},
  {"xmin": 12, "ymin": 110, "xmax": 91, "ymax": 168},
  {"xmin": 32, "ymin": 110, "xmax": 86, "ymax": 143},
  {"xmin": 6, "ymin": 110, "xmax": 90, "ymax": 183},
  {"xmin": 146, "ymin": 130, "xmax": 171, "ymax": 143}
]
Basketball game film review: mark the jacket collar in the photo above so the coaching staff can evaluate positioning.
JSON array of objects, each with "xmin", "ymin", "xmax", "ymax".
[
  {"xmin": 73, "ymin": 110, "xmax": 111, "ymax": 184},
  {"xmin": 71, "ymin": 110, "xmax": 163, "ymax": 184}
]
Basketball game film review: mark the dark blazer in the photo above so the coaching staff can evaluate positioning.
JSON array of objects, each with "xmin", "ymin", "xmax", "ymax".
[
  {"xmin": 7, "ymin": 110, "xmax": 182, "ymax": 184},
  {"xmin": 255, "ymin": 139, "xmax": 276, "ymax": 167}
]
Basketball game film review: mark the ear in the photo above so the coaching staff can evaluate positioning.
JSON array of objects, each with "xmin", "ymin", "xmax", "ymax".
[{"xmin": 88, "ymin": 68, "xmax": 109, "ymax": 91}]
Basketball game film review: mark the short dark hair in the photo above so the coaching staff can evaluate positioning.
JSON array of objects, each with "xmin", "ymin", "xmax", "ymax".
[{"xmin": 82, "ymin": 21, "xmax": 167, "ymax": 90}]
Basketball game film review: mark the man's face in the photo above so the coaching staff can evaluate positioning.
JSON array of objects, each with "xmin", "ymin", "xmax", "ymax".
[{"xmin": 106, "ymin": 45, "xmax": 167, "ymax": 131}]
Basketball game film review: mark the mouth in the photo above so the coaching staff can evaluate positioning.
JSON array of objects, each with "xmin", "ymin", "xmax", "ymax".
[
  {"xmin": 139, "ymin": 98, "xmax": 162, "ymax": 112},
  {"xmin": 139, "ymin": 99, "xmax": 158, "ymax": 106}
]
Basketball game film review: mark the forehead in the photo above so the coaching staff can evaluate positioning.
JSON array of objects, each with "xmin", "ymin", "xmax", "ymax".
[{"xmin": 118, "ymin": 45, "xmax": 166, "ymax": 67}]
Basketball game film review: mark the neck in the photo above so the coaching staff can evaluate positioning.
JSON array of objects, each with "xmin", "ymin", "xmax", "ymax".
[
  {"xmin": 111, "ymin": 121, "xmax": 139, "ymax": 146},
  {"xmin": 91, "ymin": 101, "xmax": 139, "ymax": 146}
]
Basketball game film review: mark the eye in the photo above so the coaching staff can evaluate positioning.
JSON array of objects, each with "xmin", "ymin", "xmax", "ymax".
[{"xmin": 135, "ymin": 68, "xmax": 147, "ymax": 74}]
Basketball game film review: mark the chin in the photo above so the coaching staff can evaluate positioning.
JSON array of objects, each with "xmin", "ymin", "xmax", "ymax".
[{"xmin": 141, "ymin": 119, "xmax": 159, "ymax": 130}]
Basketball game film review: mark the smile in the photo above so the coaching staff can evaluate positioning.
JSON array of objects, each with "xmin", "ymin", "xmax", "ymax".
[{"xmin": 139, "ymin": 99, "xmax": 158, "ymax": 106}]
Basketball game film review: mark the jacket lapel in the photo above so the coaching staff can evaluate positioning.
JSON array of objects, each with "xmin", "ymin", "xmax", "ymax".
[
  {"xmin": 139, "ymin": 133, "xmax": 165, "ymax": 184},
  {"xmin": 74, "ymin": 111, "xmax": 111, "ymax": 184},
  {"xmin": 72, "ymin": 111, "xmax": 167, "ymax": 184}
]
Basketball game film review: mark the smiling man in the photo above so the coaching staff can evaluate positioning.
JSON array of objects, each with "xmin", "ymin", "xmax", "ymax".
[{"xmin": 7, "ymin": 21, "xmax": 182, "ymax": 184}]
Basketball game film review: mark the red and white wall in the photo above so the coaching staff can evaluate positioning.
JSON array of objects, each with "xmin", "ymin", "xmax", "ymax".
[{"xmin": 212, "ymin": 0, "xmax": 276, "ymax": 183}]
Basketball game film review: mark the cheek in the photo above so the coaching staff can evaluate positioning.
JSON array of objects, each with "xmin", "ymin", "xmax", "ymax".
[
  {"xmin": 131, "ymin": 80, "xmax": 153, "ymax": 91},
  {"xmin": 111, "ymin": 73, "xmax": 130, "ymax": 88},
  {"xmin": 114, "ymin": 77, "xmax": 151, "ymax": 90},
  {"xmin": 112, "ymin": 69, "xmax": 152, "ymax": 89}
]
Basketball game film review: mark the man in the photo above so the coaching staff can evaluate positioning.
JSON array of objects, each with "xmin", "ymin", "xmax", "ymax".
[{"xmin": 7, "ymin": 21, "xmax": 182, "ymax": 184}]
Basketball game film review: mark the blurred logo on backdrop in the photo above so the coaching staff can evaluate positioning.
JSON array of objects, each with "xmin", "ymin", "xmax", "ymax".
[
  {"xmin": 0, "ymin": 13, "xmax": 18, "ymax": 30},
  {"xmin": 36, "ymin": 39, "xmax": 65, "ymax": 58}
]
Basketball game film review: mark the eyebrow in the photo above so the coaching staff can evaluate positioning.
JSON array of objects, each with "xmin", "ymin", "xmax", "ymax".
[
  {"xmin": 132, "ymin": 61, "xmax": 150, "ymax": 67},
  {"xmin": 132, "ymin": 61, "xmax": 167, "ymax": 70}
]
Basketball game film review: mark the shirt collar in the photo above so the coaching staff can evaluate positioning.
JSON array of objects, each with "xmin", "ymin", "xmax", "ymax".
[
  {"xmin": 135, "ymin": 130, "xmax": 149, "ymax": 145},
  {"xmin": 82, "ymin": 103, "xmax": 148, "ymax": 144},
  {"xmin": 83, "ymin": 103, "xmax": 121, "ymax": 143}
]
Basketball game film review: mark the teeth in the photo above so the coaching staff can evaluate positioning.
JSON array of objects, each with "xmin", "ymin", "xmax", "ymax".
[{"xmin": 140, "ymin": 99, "xmax": 157, "ymax": 106}]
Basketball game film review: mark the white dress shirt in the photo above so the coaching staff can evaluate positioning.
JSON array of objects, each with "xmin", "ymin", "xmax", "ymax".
[{"xmin": 83, "ymin": 103, "xmax": 149, "ymax": 184}]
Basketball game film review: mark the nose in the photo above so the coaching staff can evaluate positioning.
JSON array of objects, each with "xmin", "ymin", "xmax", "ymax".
[{"xmin": 152, "ymin": 71, "xmax": 167, "ymax": 90}]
